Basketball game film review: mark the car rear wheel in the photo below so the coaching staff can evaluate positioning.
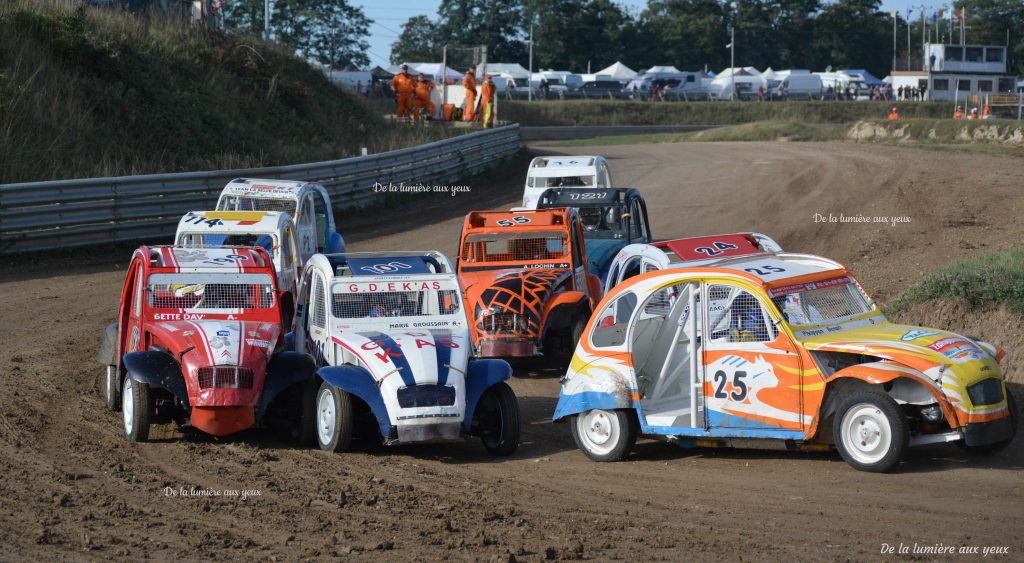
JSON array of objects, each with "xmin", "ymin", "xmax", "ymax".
[
  {"xmin": 834, "ymin": 391, "xmax": 908, "ymax": 472},
  {"xmin": 961, "ymin": 386, "xmax": 1017, "ymax": 456},
  {"xmin": 571, "ymin": 409, "xmax": 638, "ymax": 462},
  {"xmin": 104, "ymin": 365, "xmax": 121, "ymax": 411},
  {"xmin": 315, "ymin": 382, "xmax": 354, "ymax": 453},
  {"xmin": 475, "ymin": 382, "xmax": 521, "ymax": 456},
  {"xmin": 122, "ymin": 376, "xmax": 151, "ymax": 443}
]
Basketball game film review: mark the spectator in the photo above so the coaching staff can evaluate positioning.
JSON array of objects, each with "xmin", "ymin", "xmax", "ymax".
[
  {"xmin": 918, "ymin": 83, "xmax": 926, "ymax": 101},
  {"xmin": 757, "ymin": 84, "xmax": 764, "ymax": 102},
  {"xmin": 539, "ymin": 78, "xmax": 549, "ymax": 99}
]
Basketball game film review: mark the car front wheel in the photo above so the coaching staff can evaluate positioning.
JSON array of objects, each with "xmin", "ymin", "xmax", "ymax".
[
  {"xmin": 122, "ymin": 376, "xmax": 151, "ymax": 443},
  {"xmin": 571, "ymin": 409, "xmax": 638, "ymax": 462},
  {"xmin": 315, "ymin": 382, "xmax": 354, "ymax": 453},
  {"xmin": 475, "ymin": 382, "xmax": 521, "ymax": 456},
  {"xmin": 833, "ymin": 390, "xmax": 908, "ymax": 472}
]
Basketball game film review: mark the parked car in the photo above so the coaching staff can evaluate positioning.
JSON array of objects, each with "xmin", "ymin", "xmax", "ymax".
[
  {"xmin": 291, "ymin": 251, "xmax": 521, "ymax": 454},
  {"xmin": 215, "ymin": 178, "xmax": 345, "ymax": 263},
  {"xmin": 521, "ymin": 155, "xmax": 613, "ymax": 210},
  {"xmin": 553, "ymin": 251, "xmax": 1018, "ymax": 472},
  {"xmin": 97, "ymin": 246, "xmax": 316, "ymax": 442},
  {"xmin": 535, "ymin": 187, "xmax": 653, "ymax": 285},
  {"xmin": 457, "ymin": 209, "xmax": 603, "ymax": 363},
  {"xmin": 175, "ymin": 210, "xmax": 302, "ymax": 298},
  {"xmin": 574, "ymin": 80, "xmax": 626, "ymax": 99}
]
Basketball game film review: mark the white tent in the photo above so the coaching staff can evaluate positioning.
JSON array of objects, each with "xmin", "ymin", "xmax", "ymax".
[
  {"xmin": 644, "ymin": 65, "xmax": 683, "ymax": 75},
  {"xmin": 761, "ymin": 67, "xmax": 777, "ymax": 81},
  {"xmin": 708, "ymin": 67, "xmax": 766, "ymax": 100},
  {"xmin": 388, "ymin": 63, "xmax": 465, "ymax": 83},
  {"xmin": 477, "ymin": 63, "xmax": 531, "ymax": 80},
  {"xmin": 596, "ymin": 61, "xmax": 637, "ymax": 79}
]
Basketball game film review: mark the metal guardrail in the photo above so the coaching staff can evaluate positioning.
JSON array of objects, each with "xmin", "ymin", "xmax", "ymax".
[{"xmin": 0, "ymin": 125, "xmax": 521, "ymax": 254}]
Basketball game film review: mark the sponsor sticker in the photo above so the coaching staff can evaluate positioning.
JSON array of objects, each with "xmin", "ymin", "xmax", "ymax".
[
  {"xmin": 768, "ymin": 276, "xmax": 851, "ymax": 297},
  {"xmin": 901, "ymin": 329, "xmax": 940, "ymax": 341},
  {"xmin": 245, "ymin": 338, "xmax": 271, "ymax": 348}
]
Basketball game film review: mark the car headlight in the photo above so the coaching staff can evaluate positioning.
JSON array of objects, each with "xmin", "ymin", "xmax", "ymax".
[{"xmin": 967, "ymin": 378, "xmax": 1004, "ymax": 406}]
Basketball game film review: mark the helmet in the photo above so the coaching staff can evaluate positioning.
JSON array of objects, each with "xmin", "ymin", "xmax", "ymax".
[{"xmin": 579, "ymin": 207, "xmax": 603, "ymax": 231}]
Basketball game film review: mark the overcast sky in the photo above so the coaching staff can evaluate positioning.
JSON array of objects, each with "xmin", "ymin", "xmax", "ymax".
[{"xmin": 358, "ymin": 1, "xmax": 952, "ymax": 68}]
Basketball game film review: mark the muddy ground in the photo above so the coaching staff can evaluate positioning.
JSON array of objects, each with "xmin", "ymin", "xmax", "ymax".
[{"xmin": 1, "ymin": 141, "xmax": 1022, "ymax": 561}]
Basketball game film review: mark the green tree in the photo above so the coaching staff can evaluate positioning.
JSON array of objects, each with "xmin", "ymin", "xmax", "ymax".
[
  {"xmin": 811, "ymin": 0, "xmax": 892, "ymax": 77},
  {"xmin": 526, "ymin": 0, "xmax": 636, "ymax": 71},
  {"xmin": 390, "ymin": 15, "xmax": 442, "ymax": 63},
  {"xmin": 642, "ymin": 0, "xmax": 728, "ymax": 71}
]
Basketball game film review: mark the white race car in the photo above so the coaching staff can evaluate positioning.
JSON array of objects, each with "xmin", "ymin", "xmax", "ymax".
[
  {"xmin": 292, "ymin": 251, "xmax": 521, "ymax": 455},
  {"xmin": 215, "ymin": 178, "xmax": 345, "ymax": 262},
  {"xmin": 603, "ymin": 232, "xmax": 783, "ymax": 294},
  {"xmin": 520, "ymin": 155, "xmax": 613, "ymax": 210}
]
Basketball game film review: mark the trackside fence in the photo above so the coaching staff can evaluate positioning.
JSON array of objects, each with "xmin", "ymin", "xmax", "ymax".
[{"xmin": 0, "ymin": 125, "xmax": 521, "ymax": 254}]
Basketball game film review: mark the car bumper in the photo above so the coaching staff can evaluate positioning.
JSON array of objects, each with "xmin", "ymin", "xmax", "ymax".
[
  {"xmin": 477, "ymin": 338, "xmax": 537, "ymax": 358},
  {"xmin": 963, "ymin": 414, "xmax": 1015, "ymax": 447},
  {"xmin": 190, "ymin": 406, "xmax": 256, "ymax": 436},
  {"xmin": 396, "ymin": 421, "xmax": 462, "ymax": 443}
]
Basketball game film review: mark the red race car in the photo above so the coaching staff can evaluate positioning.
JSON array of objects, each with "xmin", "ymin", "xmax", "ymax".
[{"xmin": 97, "ymin": 246, "xmax": 316, "ymax": 442}]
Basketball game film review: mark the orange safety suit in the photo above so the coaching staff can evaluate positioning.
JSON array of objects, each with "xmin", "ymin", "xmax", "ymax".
[
  {"xmin": 887, "ymin": 108, "xmax": 899, "ymax": 120},
  {"xmin": 413, "ymin": 79, "xmax": 435, "ymax": 121},
  {"xmin": 480, "ymin": 78, "xmax": 495, "ymax": 127},
  {"xmin": 462, "ymin": 71, "xmax": 477, "ymax": 121},
  {"xmin": 391, "ymin": 72, "xmax": 416, "ymax": 118},
  {"xmin": 982, "ymin": 104, "xmax": 990, "ymax": 119},
  {"xmin": 953, "ymin": 109, "xmax": 964, "ymax": 120}
]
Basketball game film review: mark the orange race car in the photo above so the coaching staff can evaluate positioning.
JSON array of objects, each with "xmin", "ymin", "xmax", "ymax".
[{"xmin": 457, "ymin": 209, "xmax": 602, "ymax": 363}]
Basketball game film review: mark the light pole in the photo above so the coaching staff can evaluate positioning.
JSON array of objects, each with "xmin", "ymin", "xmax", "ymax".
[
  {"xmin": 729, "ymin": 25, "xmax": 735, "ymax": 100},
  {"xmin": 264, "ymin": 0, "xmax": 271, "ymax": 41},
  {"xmin": 891, "ymin": 9, "xmax": 897, "ymax": 73},
  {"xmin": 527, "ymin": 20, "xmax": 534, "ymax": 101}
]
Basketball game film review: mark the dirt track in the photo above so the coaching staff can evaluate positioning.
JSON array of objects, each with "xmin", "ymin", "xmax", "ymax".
[{"xmin": 1, "ymin": 141, "xmax": 1023, "ymax": 561}]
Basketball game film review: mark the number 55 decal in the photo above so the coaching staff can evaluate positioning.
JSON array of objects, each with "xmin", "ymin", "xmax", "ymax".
[
  {"xmin": 496, "ymin": 216, "xmax": 531, "ymax": 227},
  {"xmin": 713, "ymin": 370, "xmax": 748, "ymax": 401}
]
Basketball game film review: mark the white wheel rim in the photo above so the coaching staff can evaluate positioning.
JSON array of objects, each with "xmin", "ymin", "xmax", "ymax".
[
  {"xmin": 577, "ymin": 410, "xmax": 619, "ymax": 456},
  {"xmin": 317, "ymin": 388, "xmax": 337, "ymax": 446},
  {"xmin": 841, "ymin": 404, "xmax": 892, "ymax": 465},
  {"xmin": 122, "ymin": 379, "xmax": 134, "ymax": 436}
]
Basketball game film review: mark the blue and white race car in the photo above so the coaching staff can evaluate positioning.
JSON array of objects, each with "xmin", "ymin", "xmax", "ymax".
[{"xmin": 292, "ymin": 251, "xmax": 521, "ymax": 455}]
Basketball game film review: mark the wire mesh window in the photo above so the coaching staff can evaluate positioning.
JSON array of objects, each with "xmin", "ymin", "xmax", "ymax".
[
  {"xmin": 219, "ymin": 195, "xmax": 297, "ymax": 214},
  {"xmin": 461, "ymin": 232, "xmax": 568, "ymax": 263},
  {"xmin": 312, "ymin": 276, "xmax": 327, "ymax": 328},
  {"xmin": 642, "ymin": 283, "xmax": 689, "ymax": 317},
  {"xmin": 147, "ymin": 274, "xmax": 275, "ymax": 310},
  {"xmin": 770, "ymin": 278, "xmax": 872, "ymax": 327},
  {"xmin": 707, "ymin": 285, "xmax": 772, "ymax": 343},
  {"xmin": 177, "ymin": 233, "xmax": 278, "ymax": 260},
  {"xmin": 331, "ymin": 289, "xmax": 460, "ymax": 318}
]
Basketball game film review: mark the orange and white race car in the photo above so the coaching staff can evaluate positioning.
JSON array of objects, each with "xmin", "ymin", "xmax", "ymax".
[{"xmin": 553, "ymin": 251, "xmax": 1017, "ymax": 472}]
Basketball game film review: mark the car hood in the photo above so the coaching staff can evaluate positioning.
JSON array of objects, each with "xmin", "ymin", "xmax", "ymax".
[
  {"xmin": 332, "ymin": 328, "xmax": 470, "ymax": 387},
  {"xmin": 461, "ymin": 267, "xmax": 572, "ymax": 337},
  {"xmin": 583, "ymin": 239, "xmax": 627, "ymax": 279},
  {"xmin": 799, "ymin": 320, "xmax": 999, "ymax": 383},
  {"xmin": 149, "ymin": 320, "xmax": 280, "ymax": 366}
]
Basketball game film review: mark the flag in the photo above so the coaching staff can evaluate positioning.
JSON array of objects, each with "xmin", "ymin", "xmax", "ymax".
[
  {"xmin": 890, "ymin": 9, "xmax": 897, "ymax": 18},
  {"xmin": 956, "ymin": 8, "xmax": 964, "ymax": 21},
  {"xmin": 931, "ymin": 12, "xmax": 938, "ymax": 24}
]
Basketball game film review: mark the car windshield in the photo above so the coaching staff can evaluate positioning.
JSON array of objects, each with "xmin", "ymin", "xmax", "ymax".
[
  {"xmin": 461, "ymin": 231, "xmax": 568, "ymax": 264},
  {"xmin": 177, "ymin": 233, "xmax": 278, "ymax": 260},
  {"xmin": 769, "ymin": 276, "xmax": 874, "ymax": 327},
  {"xmin": 218, "ymin": 195, "xmax": 296, "ymax": 214},
  {"xmin": 577, "ymin": 205, "xmax": 629, "ymax": 239},
  {"xmin": 147, "ymin": 273, "xmax": 276, "ymax": 311},
  {"xmin": 331, "ymin": 279, "xmax": 462, "ymax": 320},
  {"xmin": 530, "ymin": 175, "xmax": 595, "ymax": 188}
]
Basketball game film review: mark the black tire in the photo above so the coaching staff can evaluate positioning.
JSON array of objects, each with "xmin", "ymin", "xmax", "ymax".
[
  {"xmin": 570, "ymin": 409, "xmax": 639, "ymax": 462},
  {"xmin": 833, "ymin": 390, "xmax": 908, "ymax": 472},
  {"xmin": 569, "ymin": 316, "xmax": 586, "ymax": 352},
  {"xmin": 546, "ymin": 316, "xmax": 587, "ymax": 368},
  {"xmin": 474, "ymin": 382, "xmax": 521, "ymax": 456},
  {"xmin": 315, "ymin": 381, "xmax": 354, "ymax": 453},
  {"xmin": 122, "ymin": 376, "xmax": 151, "ymax": 443},
  {"xmin": 288, "ymin": 379, "xmax": 317, "ymax": 447},
  {"xmin": 104, "ymin": 365, "xmax": 121, "ymax": 411},
  {"xmin": 962, "ymin": 386, "xmax": 1018, "ymax": 456}
]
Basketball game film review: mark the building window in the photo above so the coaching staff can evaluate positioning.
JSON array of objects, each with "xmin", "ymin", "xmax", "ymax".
[
  {"xmin": 965, "ymin": 47, "xmax": 983, "ymax": 62},
  {"xmin": 957, "ymin": 79, "xmax": 971, "ymax": 92},
  {"xmin": 978, "ymin": 80, "xmax": 993, "ymax": 92},
  {"xmin": 933, "ymin": 79, "xmax": 949, "ymax": 91},
  {"xmin": 998, "ymin": 78, "xmax": 1014, "ymax": 92},
  {"xmin": 985, "ymin": 48, "xmax": 1005, "ymax": 63},
  {"xmin": 945, "ymin": 46, "xmax": 963, "ymax": 61}
]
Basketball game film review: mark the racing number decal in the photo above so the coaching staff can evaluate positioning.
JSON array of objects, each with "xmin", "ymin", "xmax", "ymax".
[
  {"xmin": 496, "ymin": 216, "xmax": 531, "ymax": 227},
  {"xmin": 713, "ymin": 370, "xmax": 748, "ymax": 401},
  {"xmin": 566, "ymin": 191, "xmax": 609, "ymax": 200},
  {"xmin": 183, "ymin": 215, "xmax": 224, "ymax": 228},
  {"xmin": 695, "ymin": 241, "xmax": 739, "ymax": 257},
  {"xmin": 743, "ymin": 265, "xmax": 786, "ymax": 276}
]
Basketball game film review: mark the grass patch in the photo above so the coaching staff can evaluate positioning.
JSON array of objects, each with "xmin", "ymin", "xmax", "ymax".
[
  {"xmin": 503, "ymin": 99, "xmax": 954, "ymax": 127},
  {"xmin": 0, "ymin": 1, "xmax": 459, "ymax": 183},
  {"xmin": 887, "ymin": 247, "xmax": 1024, "ymax": 315}
]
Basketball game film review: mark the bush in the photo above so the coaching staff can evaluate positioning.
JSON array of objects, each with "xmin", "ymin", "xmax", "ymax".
[{"xmin": 887, "ymin": 248, "xmax": 1024, "ymax": 315}]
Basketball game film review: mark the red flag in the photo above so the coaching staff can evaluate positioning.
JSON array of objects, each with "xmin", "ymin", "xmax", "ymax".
[{"xmin": 956, "ymin": 8, "xmax": 964, "ymax": 21}]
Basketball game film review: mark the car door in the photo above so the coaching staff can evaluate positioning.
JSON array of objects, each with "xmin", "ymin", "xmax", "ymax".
[
  {"xmin": 306, "ymin": 273, "xmax": 331, "ymax": 365},
  {"xmin": 296, "ymin": 194, "xmax": 317, "ymax": 262},
  {"xmin": 569, "ymin": 217, "xmax": 588, "ymax": 294},
  {"xmin": 119, "ymin": 260, "xmax": 145, "ymax": 359},
  {"xmin": 701, "ymin": 282, "xmax": 804, "ymax": 431}
]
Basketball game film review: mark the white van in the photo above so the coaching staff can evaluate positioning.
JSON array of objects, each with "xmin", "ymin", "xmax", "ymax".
[
  {"xmin": 775, "ymin": 74, "xmax": 822, "ymax": 99},
  {"xmin": 521, "ymin": 156, "xmax": 612, "ymax": 210}
]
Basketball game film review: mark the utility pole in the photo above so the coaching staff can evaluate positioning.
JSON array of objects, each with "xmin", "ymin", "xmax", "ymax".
[
  {"xmin": 442, "ymin": 45, "xmax": 448, "ymax": 108},
  {"xmin": 892, "ymin": 9, "xmax": 897, "ymax": 73},
  {"xmin": 906, "ymin": 8, "xmax": 912, "ymax": 70},
  {"xmin": 264, "ymin": 0, "xmax": 271, "ymax": 41},
  {"xmin": 527, "ymin": 21, "xmax": 534, "ymax": 102},
  {"xmin": 730, "ymin": 26, "xmax": 735, "ymax": 101}
]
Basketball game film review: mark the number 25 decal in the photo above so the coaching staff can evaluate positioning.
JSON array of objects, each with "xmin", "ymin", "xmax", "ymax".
[
  {"xmin": 694, "ymin": 241, "xmax": 738, "ymax": 257},
  {"xmin": 713, "ymin": 370, "xmax": 748, "ymax": 401},
  {"xmin": 497, "ymin": 216, "xmax": 531, "ymax": 227},
  {"xmin": 744, "ymin": 264, "xmax": 785, "ymax": 276}
]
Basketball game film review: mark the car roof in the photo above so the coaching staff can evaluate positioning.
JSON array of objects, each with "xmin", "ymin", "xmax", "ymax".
[
  {"xmin": 176, "ymin": 211, "xmax": 290, "ymax": 233},
  {"xmin": 145, "ymin": 246, "xmax": 272, "ymax": 272},
  {"xmin": 464, "ymin": 209, "xmax": 572, "ymax": 230},
  {"xmin": 220, "ymin": 178, "xmax": 321, "ymax": 199},
  {"xmin": 529, "ymin": 156, "xmax": 601, "ymax": 170},
  {"xmin": 306, "ymin": 251, "xmax": 457, "ymax": 280}
]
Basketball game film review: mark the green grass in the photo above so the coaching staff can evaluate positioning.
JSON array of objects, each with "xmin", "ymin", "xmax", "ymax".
[
  {"xmin": 0, "ymin": 1, "xmax": 458, "ymax": 183},
  {"xmin": 887, "ymin": 247, "xmax": 1024, "ymax": 315},
  {"xmin": 502, "ymin": 99, "xmax": 955, "ymax": 127}
]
